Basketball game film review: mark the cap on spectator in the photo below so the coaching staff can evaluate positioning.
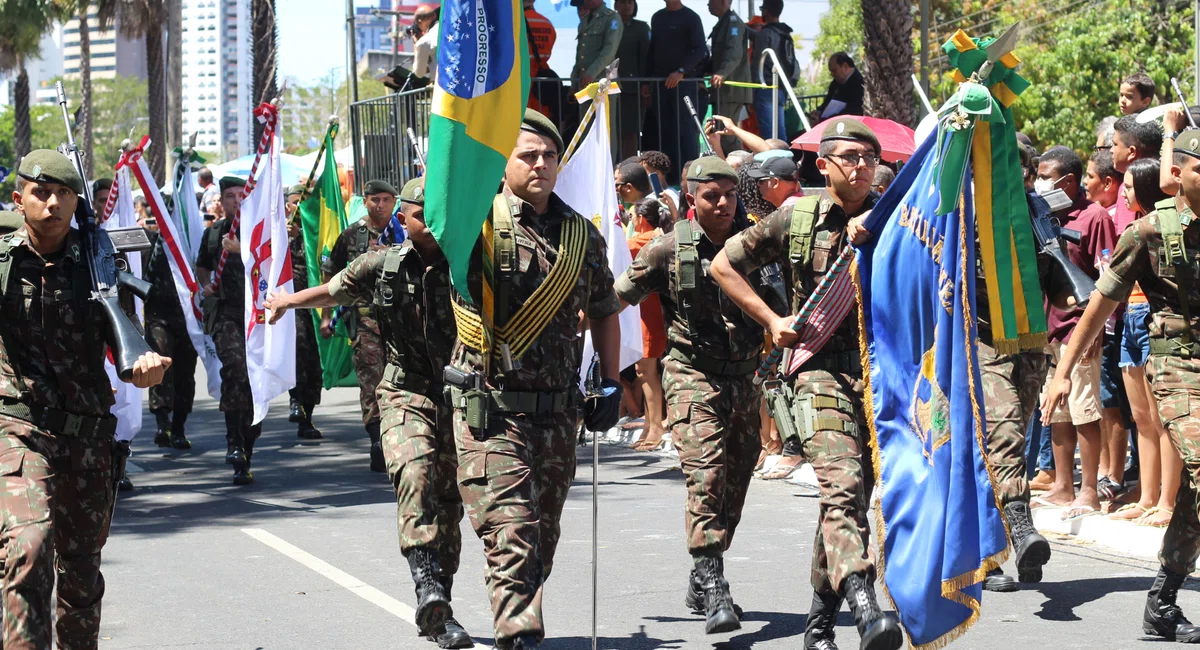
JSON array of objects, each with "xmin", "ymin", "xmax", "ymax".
[
  {"xmin": 1175, "ymin": 129, "xmax": 1200, "ymax": 160},
  {"xmin": 686, "ymin": 156, "xmax": 739, "ymax": 183},
  {"xmin": 747, "ymin": 156, "xmax": 798, "ymax": 181},
  {"xmin": 820, "ymin": 118, "xmax": 881, "ymax": 155},
  {"xmin": 364, "ymin": 179, "xmax": 398, "ymax": 196},
  {"xmin": 18, "ymin": 149, "xmax": 83, "ymax": 195},
  {"xmin": 0, "ymin": 210, "xmax": 24, "ymax": 234},
  {"xmin": 92, "ymin": 178, "xmax": 113, "ymax": 195},
  {"xmin": 400, "ymin": 178, "xmax": 426, "ymax": 206},
  {"xmin": 752, "ymin": 150, "xmax": 792, "ymax": 163},
  {"xmin": 521, "ymin": 107, "xmax": 565, "ymax": 154},
  {"xmin": 219, "ymin": 176, "xmax": 247, "ymax": 193},
  {"xmin": 286, "ymin": 184, "xmax": 306, "ymax": 197}
]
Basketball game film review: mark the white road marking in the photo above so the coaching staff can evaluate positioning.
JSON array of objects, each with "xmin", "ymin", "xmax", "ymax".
[{"xmin": 241, "ymin": 528, "xmax": 493, "ymax": 649}]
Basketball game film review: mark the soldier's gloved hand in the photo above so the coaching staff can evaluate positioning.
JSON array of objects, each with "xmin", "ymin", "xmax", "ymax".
[{"xmin": 584, "ymin": 379, "xmax": 623, "ymax": 432}]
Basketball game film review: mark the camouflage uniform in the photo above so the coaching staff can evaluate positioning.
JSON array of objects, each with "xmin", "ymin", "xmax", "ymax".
[
  {"xmin": 142, "ymin": 233, "xmax": 198, "ymax": 416},
  {"xmin": 1093, "ymin": 203, "xmax": 1200, "ymax": 575},
  {"xmin": 615, "ymin": 219, "xmax": 764, "ymax": 557},
  {"xmin": 571, "ymin": 4, "xmax": 622, "ymax": 89},
  {"xmin": 448, "ymin": 193, "xmax": 619, "ymax": 644},
  {"xmin": 0, "ymin": 228, "xmax": 120, "ymax": 649},
  {"xmin": 723, "ymin": 190, "xmax": 877, "ymax": 596},
  {"xmin": 708, "ymin": 9, "xmax": 751, "ymax": 136},
  {"xmin": 323, "ymin": 221, "xmax": 389, "ymax": 426},
  {"xmin": 328, "ymin": 244, "xmax": 463, "ymax": 575},
  {"xmin": 289, "ymin": 232, "xmax": 322, "ymax": 408}
]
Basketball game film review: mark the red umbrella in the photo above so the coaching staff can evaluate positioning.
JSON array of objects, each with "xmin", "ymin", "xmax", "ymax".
[{"xmin": 791, "ymin": 116, "xmax": 917, "ymax": 163}]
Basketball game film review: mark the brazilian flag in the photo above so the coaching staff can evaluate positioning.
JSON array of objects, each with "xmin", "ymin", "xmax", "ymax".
[{"xmin": 298, "ymin": 135, "xmax": 357, "ymax": 388}]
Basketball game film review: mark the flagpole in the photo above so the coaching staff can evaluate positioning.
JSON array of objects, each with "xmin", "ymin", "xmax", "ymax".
[
  {"xmin": 559, "ymin": 100, "xmax": 598, "ymax": 170},
  {"xmin": 298, "ymin": 117, "xmax": 340, "ymax": 208}
]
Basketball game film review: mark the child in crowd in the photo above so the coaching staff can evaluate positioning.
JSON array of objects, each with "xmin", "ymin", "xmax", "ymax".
[{"xmin": 1118, "ymin": 72, "xmax": 1156, "ymax": 115}]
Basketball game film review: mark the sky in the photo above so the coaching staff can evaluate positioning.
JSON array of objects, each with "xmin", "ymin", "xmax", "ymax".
[{"xmin": 277, "ymin": 0, "xmax": 831, "ymax": 87}]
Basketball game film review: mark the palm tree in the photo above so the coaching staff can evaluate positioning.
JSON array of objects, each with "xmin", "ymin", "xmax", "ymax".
[
  {"xmin": 73, "ymin": 1, "xmax": 119, "ymax": 179},
  {"xmin": 118, "ymin": 0, "xmax": 166, "ymax": 184},
  {"xmin": 251, "ymin": 0, "xmax": 278, "ymax": 144},
  {"xmin": 167, "ymin": 0, "xmax": 181, "ymax": 150},
  {"xmin": 860, "ymin": 0, "xmax": 916, "ymax": 127},
  {"xmin": 0, "ymin": 1, "xmax": 60, "ymax": 163}
]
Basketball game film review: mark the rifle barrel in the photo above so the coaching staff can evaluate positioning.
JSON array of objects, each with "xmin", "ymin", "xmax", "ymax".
[{"xmin": 1171, "ymin": 78, "xmax": 1198, "ymax": 129}]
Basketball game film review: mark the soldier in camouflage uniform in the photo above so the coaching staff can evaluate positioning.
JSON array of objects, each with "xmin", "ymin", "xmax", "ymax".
[
  {"xmin": 196, "ymin": 176, "xmax": 260, "ymax": 485},
  {"xmin": 0, "ymin": 150, "xmax": 169, "ymax": 649},
  {"xmin": 142, "ymin": 213, "xmax": 197, "ymax": 451},
  {"xmin": 713, "ymin": 119, "xmax": 902, "ymax": 650},
  {"xmin": 615, "ymin": 156, "xmax": 762, "ymax": 635},
  {"xmin": 1045, "ymin": 130, "xmax": 1200, "ymax": 644},
  {"xmin": 443, "ymin": 110, "xmax": 623, "ymax": 650},
  {"xmin": 322, "ymin": 179, "xmax": 400, "ymax": 472},
  {"xmin": 266, "ymin": 178, "xmax": 472, "ymax": 648},
  {"xmin": 285, "ymin": 184, "xmax": 323, "ymax": 440},
  {"xmin": 707, "ymin": 0, "xmax": 751, "ymax": 140},
  {"xmin": 570, "ymin": 0, "xmax": 622, "ymax": 90}
]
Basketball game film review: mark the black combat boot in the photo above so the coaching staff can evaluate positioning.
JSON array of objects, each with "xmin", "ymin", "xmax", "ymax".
[
  {"xmin": 288, "ymin": 396, "xmax": 304, "ymax": 423},
  {"xmin": 686, "ymin": 566, "xmax": 743, "ymax": 619},
  {"xmin": 1144, "ymin": 566, "xmax": 1200, "ymax": 642},
  {"xmin": 983, "ymin": 567, "xmax": 1017, "ymax": 592},
  {"xmin": 407, "ymin": 547, "xmax": 451, "ymax": 636},
  {"xmin": 224, "ymin": 411, "xmax": 246, "ymax": 466},
  {"xmin": 694, "ymin": 556, "xmax": 739, "ymax": 634},
  {"xmin": 427, "ymin": 574, "xmax": 472, "ymax": 649},
  {"xmin": 367, "ymin": 420, "xmax": 386, "ymax": 473},
  {"xmin": 297, "ymin": 402, "xmax": 322, "ymax": 440},
  {"xmin": 1005, "ymin": 500, "xmax": 1051, "ymax": 583},
  {"xmin": 153, "ymin": 408, "xmax": 171, "ymax": 447},
  {"xmin": 844, "ymin": 574, "xmax": 903, "ymax": 650},
  {"xmin": 499, "ymin": 636, "xmax": 540, "ymax": 649},
  {"xmin": 804, "ymin": 589, "xmax": 842, "ymax": 650},
  {"xmin": 118, "ymin": 475, "xmax": 134, "ymax": 492},
  {"xmin": 169, "ymin": 412, "xmax": 191, "ymax": 450}
]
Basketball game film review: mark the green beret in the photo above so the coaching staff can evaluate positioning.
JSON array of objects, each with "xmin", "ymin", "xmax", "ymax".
[
  {"xmin": 364, "ymin": 179, "xmax": 399, "ymax": 196},
  {"xmin": 286, "ymin": 184, "xmax": 306, "ymax": 197},
  {"xmin": 0, "ymin": 210, "xmax": 24, "ymax": 234},
  {"xmin": 521, "ymin": 108, "xmax": 565, "ymax": 154},
  {"xmin": 18, "ymin": 149, "xmax": 83, "ymax": 195},
  {"xmin": 92, "ymin": 178, "xmax": 113, "ymax": 195},
  {"xmin": 400, "ymin": 177, "xmax": 426, "ymax": 206},
  {"xmin": 219, "ymin": 176, "xmax": 247, "ymax": 193},
  {"xmin": 1175, "ymin": 128, "xmax": 1200, "ymax": 160},
  {"xmin": 685, "ymin": 156, "xmax": 739, "ymax": 183},
  {"xmin": 820, "ymin": 118, "xmax": 881, "ymax": 155}
]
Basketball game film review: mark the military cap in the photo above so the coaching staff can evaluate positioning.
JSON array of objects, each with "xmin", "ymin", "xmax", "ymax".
[
  {"xmin": 18, "ymin": 149, "xmax": 83, "ymax": 195},
  {"xmin": 1174, "ymin": 128, "xmax": 1200, "ymax": 160},
  {"xmin": 364, "ymin": 179, "xmax": 399, "ymax": 196},
  {"xmin": 521, "ymin": 107, "xmax": 565, "ymax": 154},
  {"xmin": 0, "ymin": 210, "xmax": 24, "ymax": 234},
  {"xmin": 685, "ymin": 156, "xmax": 739, "ymax": 183},
  {"xmin": 746, "ymin": 156, "xmax": 798, "ymax": 180},
  {"xmin": 400, "ymin": 177, "xmax": 426, "ymax": 206},
  {"xmin": 219, "ymin": 176, "xmax": 247, "ymax": 193},
  {"xmin": 821, "ymin": 118, "xmax": 881, "ymax": 155},
  {"xmin": 92, "ymin": 178, "xmax": 113, "ymax": 195},
  {"xmin": 286, "ymin": 183, "xmax": 306, "ymax": 197}
]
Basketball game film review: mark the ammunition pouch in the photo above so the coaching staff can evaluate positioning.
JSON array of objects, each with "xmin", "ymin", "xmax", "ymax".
[
  {"xmin": 382, "ymin": 362, "xmax": 433, "ymax": 394},
  {"xmin": 763, "ymin": 379, "xmax": 802, "ymax": 448},
  {"xmin": 800, "ymin": 349, "xmax": 862, "ymax": 376},
  {"xmin": 201, "ymin": 294, "xmax": 220, "ymax": 336},
  {"xmin": 447, "ymin": 385, "xmax": 574, "ymax": 416},
  {"xmin": 112, "ymin": 439, "xmax": 131, "ymax": 491},
  {"xmin": 1149, "ymin": 336, "xmax": 1200, "ymax": 359},
  {"xmin": 0, "ymin": 399, "xmax": 118, "ymax": 438},
  {"xmin": 667, "ymin": 347, "xmax": 759, "ymax": 377}
]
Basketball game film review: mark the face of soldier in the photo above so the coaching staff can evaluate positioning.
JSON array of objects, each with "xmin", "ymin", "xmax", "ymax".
[
  {"xmin": 364, "ymin": 192, "xmax": 397, "ymax": 227},
  {"xmin": 687, "ymin": 178, "xmax": 737, "ymax": 236},
  {"xmin": 220, "ymin": 187, "xmax": 242, "ymax": 219},
  {"xmin": 92, "ymin": 189, "xmax": 109, "ymax": 216},
  {"xmin": 1177, "ymin": 156, "xmax": 1200, "ymax": 210},
  {"xmin": 286, "ymin": 193, "xmax": 302, "ymax": 217},
  {"xmin": 707, "ymin": 0, "xmax": 730, "ymax": 16},
  {"xmin": 404, "ymin": 203, "xmax": 437, "ymax": 251},
  {"xmin": 15, "ymin": 180, "xmax": 78, "ymax": 244},
  {"xmin": 817, "ymin": 140, "xmax": 876, "ymax": 206},
  {"xmin": 506, "ymin": 130, "xmax": 559, "ymax": 209}
]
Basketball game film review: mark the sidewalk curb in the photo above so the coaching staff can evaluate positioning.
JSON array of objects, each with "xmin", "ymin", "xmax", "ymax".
[{"xmin": 1032, "ymin": 504, "xmax": 1167, "ymax": 561}]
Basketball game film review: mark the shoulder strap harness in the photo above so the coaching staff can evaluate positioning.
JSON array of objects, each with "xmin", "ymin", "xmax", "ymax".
[
  {"xmin": 0, "ymin": 232, "xmax": 21, "ymax": 301},
  {"xmin": 1157, "ymin": 197, "xmax": 1194, "ymax": 342},
  {"xmin": 788, "ymin": 195, "xmax": 822, "ymax": 268}
]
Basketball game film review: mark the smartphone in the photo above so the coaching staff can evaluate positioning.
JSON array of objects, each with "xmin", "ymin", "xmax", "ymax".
[{"xmin": 648, "ymin": 171, "xmax": 664, "ymax": 197}]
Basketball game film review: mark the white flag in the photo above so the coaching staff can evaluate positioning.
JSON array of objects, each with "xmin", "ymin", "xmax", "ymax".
[
  {"xmin": 123, "ymin": 142, "xmax": 225, "ymax": 400},
  {"xmin": 172, "ymin": 155, "xmax": 207, "ymax": 264},
  {"xmin": 241, "ymin": 123, "xmax": 296, "ymax": 424},
  {"xmin": 101, "ymin": 165, "xmax": 144, "ymax": 443},
  {"xmin": 556, "ymin": 86, "xmax": 644, "ymax": 388}
]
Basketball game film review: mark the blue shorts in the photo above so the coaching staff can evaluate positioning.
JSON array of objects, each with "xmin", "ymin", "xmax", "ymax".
[
  {"xmin": 1100, "ymin": 316, "xmax": 1127, "ymax": 409},
  {"xmin": 1120, "ymin": 302, "xmax": 1152, "ymax": 368}
]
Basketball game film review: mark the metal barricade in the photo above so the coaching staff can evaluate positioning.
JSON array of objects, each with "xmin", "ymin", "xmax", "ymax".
[{"xmin": 349, "ymin": 86, "xmax": 433, "ymax": 195}]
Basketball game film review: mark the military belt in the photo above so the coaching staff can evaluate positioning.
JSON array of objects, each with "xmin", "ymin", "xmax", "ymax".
[
  {"xmin": 0, "ymin": 399, "xmax": 118, "ymax": 438},
  {"xmin": 448, "ymin": 386, "xmax": 573, "ymax": 414},
  {"xmin": 667, "ymin": 348, "xmax": 760, "ymax": 377},
  {"xmin": 1149, "ymin": 336, "xmax": 1200, "ymax": 359},
  {"xmin": 382, "ymin": 362, "xmax": 434, "ymax": 394},
  {"xmin": 801, "ymin": 349, "xmax": 862, "ymax": 375}
]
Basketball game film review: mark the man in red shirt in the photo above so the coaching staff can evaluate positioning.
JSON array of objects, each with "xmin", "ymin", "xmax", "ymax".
[
  {"xmin": 1035, "ymin": 146, "xmax": 1117, "ymax": 521},
  {"xmin": 524, "ymin": 0, "xmax": 560, "ymax": 123}
]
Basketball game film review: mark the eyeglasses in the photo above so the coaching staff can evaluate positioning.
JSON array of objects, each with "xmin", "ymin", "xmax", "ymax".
[
  {"xmin": 1094, "ymin": 145, "xmax": 1109, "ymax": 152},
  {"xmin": 824, "ymin": 152, "xmax": 880, "ymax": 168}
]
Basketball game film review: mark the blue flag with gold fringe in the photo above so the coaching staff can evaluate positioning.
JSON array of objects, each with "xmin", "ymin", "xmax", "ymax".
[{"xmin": 857, "ymin": 131, "xmax": 1009, "ymax": 648}]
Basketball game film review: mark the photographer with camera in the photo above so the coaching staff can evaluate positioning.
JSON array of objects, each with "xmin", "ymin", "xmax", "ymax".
[{"xmin": 411, "ymin": 4, "xmax": 441, "ymax": 82}]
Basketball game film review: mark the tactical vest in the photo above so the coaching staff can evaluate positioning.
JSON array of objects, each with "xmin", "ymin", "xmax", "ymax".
[
  {"xmin": 0, "ymin": 231, "xmax": 92, "ymax": 316},
  {"xmin": 786, "ymin": 195, "xmax": 825, "ymax": 313},
  {"xmin": 1153, "ymin": 198, "xmax": 1199, "ymax": 356},
  {"xmin": 372, "ymin": 243, "xmax": 451, "ymax": 377}
]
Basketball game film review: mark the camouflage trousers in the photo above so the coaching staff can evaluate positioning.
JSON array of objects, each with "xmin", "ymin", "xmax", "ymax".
[
  {"xmin": 211, "ymin": 313, "xmax": 252, "ymax": 412},
  {"xmin": 351, "ymin": 315, "xmax": 384, "ymax": 425},
  {"xmin": 377, "ymin": 382, "xmax": 462, "ymax": 575},
  {"xmin": 289, "ymin": 309, "xmax": 323, "ymax": 406},
  {"xmin": 453, "ymin": 407, "xmax": 578, "ymax": 645},
  {"xmin": 791, "ymin": 368, "xmax": 874, "ymax": 596},
  {"xmin": 661, "ymin": 356, "xmax": 762, "ymax": 556},
  {"xmin": 145, "ymin": 315, "xmax": 198, "ymax": 414},
  {"xmin": 1145, "ymin": 354, "xmax": 1200, "ymax": 574},
  {"xmin": 978, "ymin": 344, "xmax": 1047, "ymax": 509},
  {"xmin": 0, "ymin": 416, "xmax": 115, "ymax": 650}
]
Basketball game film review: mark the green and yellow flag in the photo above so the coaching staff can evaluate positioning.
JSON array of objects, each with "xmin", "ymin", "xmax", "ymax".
[{"xmin": 298, "ymin": 132, "xmax": 357, "ymax": 388}]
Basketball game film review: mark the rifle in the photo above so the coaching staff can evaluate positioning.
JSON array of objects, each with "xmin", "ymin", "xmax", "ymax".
[
  {"xmin": 406, "ymin": 126, "xmax": 426, "ymax": 172},
  {"xmin": 1170, "ymin": 78, "xmax": 1198, "ymax": 129},
  {"xmin": 55, "ymin": 81, "xmax": 154, "ymax": 381},
  {"xmin": 683, "ymin": 96, "xmax": 717, "ymax": 156},
  {"xmin": 1028, "ymin": 188, "xmax": 1095, "ymax": 308}
]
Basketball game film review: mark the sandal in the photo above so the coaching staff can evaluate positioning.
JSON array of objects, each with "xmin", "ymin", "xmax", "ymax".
[
  {"xmin": 761, "ymin": 455, "xmax": 802, "ymax": 480},
  {"xmin": 1137, "ymin": 507, "xmax": 1174, "ymax": 528},
  {"xmin": 1097, "ymin": 476, "xmax": 1123, "ymax": 501},
  {"xmin": 1109, "ymin": 502, "xmax": 1149, "ymax": 521},
  {"xmin": 755, "ymin": 444, "xmax": 782, "ymax": 472}
]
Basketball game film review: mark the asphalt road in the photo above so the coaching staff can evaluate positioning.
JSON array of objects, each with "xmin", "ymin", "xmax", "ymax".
[{"xmin": 99, "ymin": 382, "xmax": 1195, "ymax": 649}]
